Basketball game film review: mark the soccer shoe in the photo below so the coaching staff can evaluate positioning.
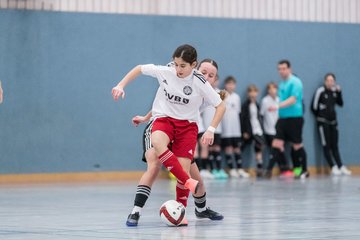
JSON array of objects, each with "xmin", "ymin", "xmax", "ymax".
[
  {"xmin": 211, "ymin": 169, "xmax": 221, "ymax": 179},
  {"xmin": 200, "ymin": 169, "xmax": 215, "ymax": 179},
  {"xmin": 256, "ymin": 168, "xmax": 264, "ymax": 178},
  {"xmin": 331, "ymin": 166, "xmax": 342, "ymax": 176},
  {"xmin": 293, "ymin": 167, "xmax": 302, "ymax": 178},
  {"xmin": 126, "ymin": 212, "xmax": 140, "ymax": 227},
  {"xmin": 279, "ymin": 170, "xmax": 294, "ymax": 179},
  {"xmin": 229, "ymin": 169, "xmax": 240, "ymax": 178},
  {"xmin": 184, "ymin": 178, "xmax": 199, "ymax": 194},
  {"xmin": 178, "ymin": 217, "xmax": 188, "ymax": 227},
  {"xmin": 238, "ymin": 169, "xmax": 250, "ymax": 178},
  {"xmin": 264, "ymin": 169, "xmax": 272, "ymax": 179},
  {"xmin": 340, "ymin": 166, "xmax": 352, "ymax": 175},
  {"xmin": 195, "ymin": 208, "xmax": 224, "ymax": 220},
  {"xmin": 218, "ymin": 169, "xmax": 229, "ymax": 179},
  {"xmin": 299, "ymin": 171, "xmax": 310, "ymax": 179}
]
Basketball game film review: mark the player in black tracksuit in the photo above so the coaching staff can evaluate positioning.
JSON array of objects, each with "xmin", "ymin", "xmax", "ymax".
[{"xmin": 311, "ymin": 73, "xmax": 351, "ymax": 175}]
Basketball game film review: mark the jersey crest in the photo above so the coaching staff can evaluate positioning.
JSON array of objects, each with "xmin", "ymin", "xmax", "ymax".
[{"xmin": 183, "ymin": 86, "xmax": 193, "ymax": 95}]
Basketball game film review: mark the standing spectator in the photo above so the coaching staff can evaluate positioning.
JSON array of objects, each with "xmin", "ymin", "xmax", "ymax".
[
  {"xmin": 269, "ymin": 60, "xmax": 309, "ymax": 179},
  {"xmin": 311, "ymin": 73, "xmax": 351, "ymax": 176},
  {"xmin": 240, "ymin": 85, "xmax": 266, "ymax": 177},
  {"xmin": 221, "ymin": 76, "xmax": 249, "ymax": 178},
  {"xmin": 261, "ymin": 83, "xmax": 293, "ymax": 178}
]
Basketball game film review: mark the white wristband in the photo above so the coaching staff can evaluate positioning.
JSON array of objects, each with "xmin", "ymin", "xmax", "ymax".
[{"xmin": 207, "ymin": 126, "xmax": 216, "ymax": 133}]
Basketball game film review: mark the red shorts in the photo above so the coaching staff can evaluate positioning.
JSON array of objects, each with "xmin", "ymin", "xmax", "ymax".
[{"xmin": 152, "ymin": 117, "xmax": 198, "ymax": 160}]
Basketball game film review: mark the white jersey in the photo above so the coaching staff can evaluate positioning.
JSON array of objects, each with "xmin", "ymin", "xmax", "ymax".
[
  {"xmin": 141, "ymin": 64, "xmax": 222, "ymax": 122},
  {"xmin": 260, "ymin": 95, "xmax": 279, "ymax": 135},
  {"xmin": 249, "ymin": 102, "xmax": 263, "ymax": 135},
  {"xmin": 221, "ymin": 92, "xmax": 241, "ymax": 138},
  {"xmin": 197, "ymin": 112, "xmax": 205, "ymax": 133},
  {"xmin": 202, "ymin": 88, "xmax": 222, "ymax": 134}
]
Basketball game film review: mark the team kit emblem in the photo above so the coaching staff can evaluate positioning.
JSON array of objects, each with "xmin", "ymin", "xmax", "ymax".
[{"xmin": 183, "ymin": 86, "xmax": 192, "ymax": 95}]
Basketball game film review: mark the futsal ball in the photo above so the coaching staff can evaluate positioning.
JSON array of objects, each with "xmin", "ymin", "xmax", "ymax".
[{"xmin": 159, "ymin": 200, "xmax": 185, "ymax": 226}]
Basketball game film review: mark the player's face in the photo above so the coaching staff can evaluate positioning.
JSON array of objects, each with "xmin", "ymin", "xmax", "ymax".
[
  {"xmin": 268, "ymin": 85, "xmax": 277, "ymax": 97},
  {"xmin": 198, "ymin": 62, "xmax": 218, "ymax": 85},
  {"xmin": 248, "ymin": 90, "xmax": 258, "ymax": 100},
  {"xmin": 174, "ymin": 57, "xmax": 196, "ymax": 78},
  {"xmin": 278, "ymin": 64, "xmax": 291, "ymax": 80},
  {"xmin": 324, "ymin": 75, "xmax": 336, "ymax": 90},
  {"xmin": 225, "ymin": 81, "xmax": 236, "ymax": 93}
]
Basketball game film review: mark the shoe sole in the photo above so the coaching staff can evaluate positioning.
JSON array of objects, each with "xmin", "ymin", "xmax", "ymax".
[
  {"xmin": 126, "ymin": 222, "xmax": 138, "ymax": 227},
  {"xmin": 196, "ymin": 215, "xmax": 224, "ymax": 220}
]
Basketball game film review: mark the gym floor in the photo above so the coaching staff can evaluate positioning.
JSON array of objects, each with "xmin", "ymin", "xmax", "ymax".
[{"xmin": 0, "ymin": 176, "xmax": 359, "ymax": 239}]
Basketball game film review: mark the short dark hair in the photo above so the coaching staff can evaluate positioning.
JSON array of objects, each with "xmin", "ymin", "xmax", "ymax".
[
  {"xmin": 198, "ymin": 58, "xmax": 218, "ymax": 70},
  {"xmin": 278, "ymin": 59, "xmax": 291, "ymax": 68},
  {"xmin": 324, "ymin": 72, "xmax": 336, "ymax": 81},
  {"xmin": 224, "ymin": 76, "xmax": 236, "ymax": 85},
  {"xmin": 172, "ymin": 44, "xmax": 197, "ymax": 64}
]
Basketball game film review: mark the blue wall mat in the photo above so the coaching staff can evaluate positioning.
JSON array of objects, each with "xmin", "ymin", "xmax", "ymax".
[{"xmin": 0, "ymin": 10, "xmax": 359, "ymax": 173}]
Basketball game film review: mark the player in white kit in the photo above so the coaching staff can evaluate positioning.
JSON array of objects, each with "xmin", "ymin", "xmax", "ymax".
[
  {"xmin": 261, "ymin": 82, "xmax": 293, "ymax": 178},
  {"xmin": 201, "ymin": 75, "xmax": 228, "ymax": 179},
  {"xmin": 112, "ymin": 45, "xmax": 226, "ymax": 226},
  {"xmin": 221, "ymin": 76, "xmax": 249, "ymax": 178}
]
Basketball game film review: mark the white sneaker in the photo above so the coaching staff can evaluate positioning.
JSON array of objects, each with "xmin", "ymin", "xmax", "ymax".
[
  {"xmin": 229, "ymin": 169, "xmax": 239, "ymax": 178},
  {"xmin": 200, "ymin": 169, "xmax": 215, "ymax": 179},
  {"xmin": 340, "ymin": 166, "xmax": 352, "ymax": 176},
  {"xmin": 331, "ymin": 166, "xmax": 342, "ymax": 176},
  {"xmin": 238, "ymin": 169, "xmax": 250, "ymax": 178}
]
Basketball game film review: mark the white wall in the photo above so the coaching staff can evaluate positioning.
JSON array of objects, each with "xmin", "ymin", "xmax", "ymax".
[{"xmin": 1, "ymin": 0, "xmax": 359, "ymax": 24}]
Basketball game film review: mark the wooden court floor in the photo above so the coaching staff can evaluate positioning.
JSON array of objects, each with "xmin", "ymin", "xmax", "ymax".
[{"xmin": 0, "ymin": 176, "xmax": 359, "ymax": 239}]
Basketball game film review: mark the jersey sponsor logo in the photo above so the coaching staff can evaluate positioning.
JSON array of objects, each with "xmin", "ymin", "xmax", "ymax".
[
  {"xmin": 183, "ymin": 86, "xmax": 192, "ymax": 95},
  {"xmin": 163, "ymin": 79, "xmax": 168, "ymax": 85},
  {"xmin": 164, "ymin": 89, "xmax": 190, "ymax": 104}
]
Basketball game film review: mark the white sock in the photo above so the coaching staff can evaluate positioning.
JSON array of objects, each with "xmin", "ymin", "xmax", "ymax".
[{"xmin": 131, "ymin": 206, "xmax": 142, "ymax": 214}]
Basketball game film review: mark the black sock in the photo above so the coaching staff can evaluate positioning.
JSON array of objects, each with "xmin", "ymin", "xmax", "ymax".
[
  {"xmin": 225, "ymin": 154, "xmax": 233, "ymax": 169},
  {"xmin": 208, "ymin": 152, "xmax": 215, "ymax": 171},
  {"xmin": 134, "ymin": 185, "xmax": 151, "ymax": 208},
  {"xmin": 213, "ymin": 151, "xmax": 222, "ymax": 170},
  {"xmin": 201, "ymin": 158, "xmax": 208, "ymax": 170},
  {"xmin": 193, "ymin": 192, "xmax": 206, "ymax": 211},
  {"xmin": 293, "ymin": 147, "xmax": 308, "ymax": 171},
  {"xmin": 291, "ymin": 148, "xmax": 301, "ymax": 169},
  {"xmin": 194, "ymin": 157, "xmax": 201, "ymax": 170},
  {"xmin": 278, "ymin": 152, "xmax": 288, "ymax": 172},
  {"xmin": 234, "ymin": 153, "xmax": 242, "ymax": 169},
  {"xmin": 268, "ymin": 148, "xmax": 281, "ymax": 171}
]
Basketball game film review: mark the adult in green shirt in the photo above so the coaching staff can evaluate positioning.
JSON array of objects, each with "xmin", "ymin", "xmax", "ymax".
[{"xmin": 268, "ymin": 60, "xmax": 309, "ymax": 179}]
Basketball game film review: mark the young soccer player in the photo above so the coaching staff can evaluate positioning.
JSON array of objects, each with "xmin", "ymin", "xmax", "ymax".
[
  {"xmin": 221, "ymin": 76, "xmax": 249, "ymax": 178},
  {"xmin": 112, "ymin": 54, "xmax": 223, "ymax": 226},
  {"xmin": 240, "ymin": 85, "xmax": 266, "ymax": 177},
  {"xmin": 201, "ymin": 72, "xmax": 228, "ymax": 179},
  {"xmin": 260, "ymin": 83, "xmax": 293, "ymax": 178},
  {"xmin": 311, "ymin": 73, "xmax": 351, "ymax": 176}
]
